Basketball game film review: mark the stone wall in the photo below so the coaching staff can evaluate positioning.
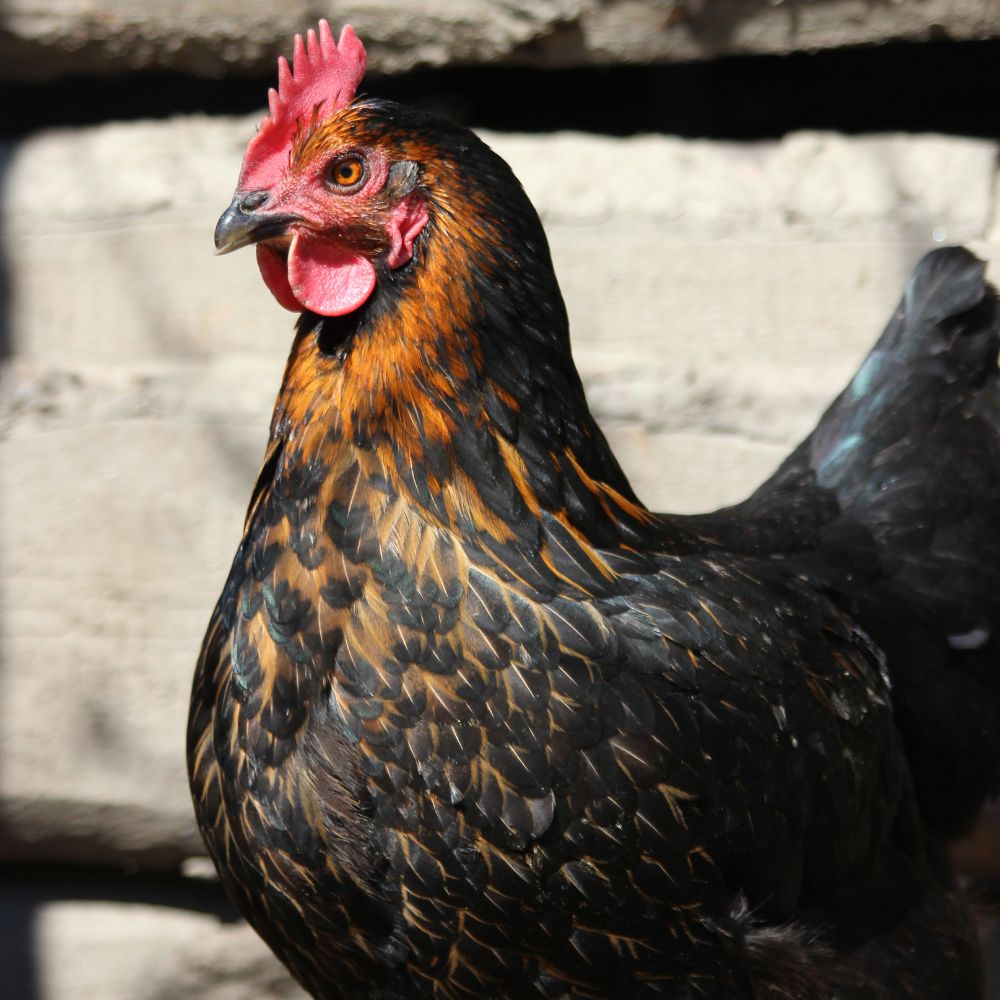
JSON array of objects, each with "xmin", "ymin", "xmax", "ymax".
[
  {"xmin": 2, "ymin": 3, "xmax": 1000, "ymax": 997},
  {"xmin": 4, "ymin": 114, "xmax": 999, "ymax": 997},
  {"xmin": 3, "ymin": 0, "xmax": 1000, "ymax": 78}
]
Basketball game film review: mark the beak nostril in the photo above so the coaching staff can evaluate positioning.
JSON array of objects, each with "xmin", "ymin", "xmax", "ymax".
[
  {"xmin": 215, "ymin": 195, "xmax": 298, "ymax": 255},
  {"xmin": 240, "ymin": 190, "xmax": 270, "ymax": 212}
]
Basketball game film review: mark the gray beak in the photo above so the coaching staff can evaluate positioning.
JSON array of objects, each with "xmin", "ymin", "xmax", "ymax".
[{"xmin": 214, "ymin": 193, "xmax": 299, "ymax": 255}]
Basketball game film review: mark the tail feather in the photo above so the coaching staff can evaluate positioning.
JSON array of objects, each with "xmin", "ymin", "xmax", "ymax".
[{"xmin": 684, "ymin": 246, "xmax": 1000, "ymax": 838}]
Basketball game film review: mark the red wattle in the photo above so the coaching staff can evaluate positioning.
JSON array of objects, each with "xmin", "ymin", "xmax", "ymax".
[
  {"xmin": 288, "ymin": 234, "xmax": 377, "ymax": 316},
  {"xmin": 256, "ymin": 244, "xmax": 302, "ymax": 312}
]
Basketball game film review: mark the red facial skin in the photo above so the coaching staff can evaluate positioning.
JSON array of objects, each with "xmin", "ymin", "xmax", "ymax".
[
  {"xmin": 223, "ymin": 22, "xmax": 427, "ymax": 316},
  {"xmin": 246, "ymin": 144, "xmax": 429, "ymax": 316}
]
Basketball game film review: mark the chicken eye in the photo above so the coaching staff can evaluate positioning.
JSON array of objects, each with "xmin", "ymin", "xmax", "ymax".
[{"xmin": 326, "ymin": 156, "xmax": 366, "ymax": 190}]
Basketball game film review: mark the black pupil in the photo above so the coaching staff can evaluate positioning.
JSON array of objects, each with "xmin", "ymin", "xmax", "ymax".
[{"xmin": 339, "ymin": 162, "xmax": 358, "ymax": 181}]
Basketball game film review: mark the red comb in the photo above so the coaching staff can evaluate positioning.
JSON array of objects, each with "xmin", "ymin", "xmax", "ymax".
[{"xmin": 239, "ymin": 21, "xmax": 366, "ymax": 191}]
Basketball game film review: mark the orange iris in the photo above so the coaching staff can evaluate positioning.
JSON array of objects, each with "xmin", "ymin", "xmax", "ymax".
[{"xmin": 331, "ymin": 157, "xmax": 364, "ymax": 188}]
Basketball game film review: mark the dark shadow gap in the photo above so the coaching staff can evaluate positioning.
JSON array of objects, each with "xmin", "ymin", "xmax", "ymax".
[
  {"xmin": 0, "ymin": 862, "xmax": 240, "ymax": 916},
  {"xmin": 0, "ymin": 864, "xmax": 243, "ymax": 1000},
  {"xmin": 2, "ymin": 38, "xmax": 1000, "ymax": 141},
  {"xmin": 0, "ymin": 142, "xmax": 12, "ymax": 358}
]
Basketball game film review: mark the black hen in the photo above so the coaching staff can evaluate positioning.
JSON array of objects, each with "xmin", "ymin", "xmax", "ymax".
[{"xmin": 188, "ymin": 21, "xmax": 1000, "ymax": 1000}]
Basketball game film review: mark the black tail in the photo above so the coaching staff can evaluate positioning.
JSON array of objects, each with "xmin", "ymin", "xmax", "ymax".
[{"xmin": 685, "ymin": 247, "xmax": 1000, "ymax": 838}]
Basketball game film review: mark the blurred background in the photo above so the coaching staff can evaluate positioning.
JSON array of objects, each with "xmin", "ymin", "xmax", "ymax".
[{"xmin": 3, "ymin": 1, "xmax": 1000, "ymax": 997}]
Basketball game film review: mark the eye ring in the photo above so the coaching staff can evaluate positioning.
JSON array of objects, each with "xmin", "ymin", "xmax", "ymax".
[{"xmin": 325, "ymin": 154, "xmax": 367, "ymax": 192}]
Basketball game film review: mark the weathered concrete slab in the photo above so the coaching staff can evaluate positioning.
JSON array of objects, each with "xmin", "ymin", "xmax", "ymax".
[
  {"xmin": 2, "ymin": 0, "xmax": 1000, "ymax": 79},
  {"xmin": 1, "ymin": 115, "xmax": 998, "ymax": 870}
]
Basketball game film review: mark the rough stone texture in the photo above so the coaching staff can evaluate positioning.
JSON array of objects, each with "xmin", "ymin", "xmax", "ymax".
[
  {"xmin": 2, "ymin": 0, "xmax": 1000, "ymax": 79},
  {"xmin": 32, "ymin": 905, "xmax": 304, "ymax": 999},
  {"xmin": 2, "ymin": 115, "xmax": 998, "ymax": 876}
]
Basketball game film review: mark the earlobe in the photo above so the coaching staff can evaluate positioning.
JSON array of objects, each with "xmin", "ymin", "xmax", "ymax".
[{"xmin": 386, "ymin": 194, "xmax": 429, "ymax": 269}]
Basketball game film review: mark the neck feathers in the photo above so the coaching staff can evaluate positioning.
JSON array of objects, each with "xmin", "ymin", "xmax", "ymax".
[{"xmin": 269, "ymin": 117, "xmax": 662, "ymax": 555}]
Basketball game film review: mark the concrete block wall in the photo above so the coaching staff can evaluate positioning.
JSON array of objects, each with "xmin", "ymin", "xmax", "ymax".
[
  {"xmin": 3, "ymin": 0, "xmax": 1000, "ymax": 78},
  {"xmin": 3, "ymin": 116, "xmax": 998, "ymax": 995},
  {"xmin": 3, "ymin": 3, "xmax": 1000, "ymax": 996}
]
